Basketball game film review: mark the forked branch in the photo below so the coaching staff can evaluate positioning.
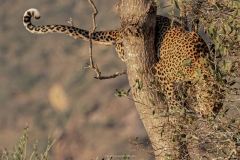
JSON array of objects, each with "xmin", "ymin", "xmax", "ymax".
[
  {"xmin": 88, "ymin": 0, "xmax": 98, "ymax": 68},
  {"xmin": 83, "ymin": 0, "xmax": 127, "ymax": 80}
]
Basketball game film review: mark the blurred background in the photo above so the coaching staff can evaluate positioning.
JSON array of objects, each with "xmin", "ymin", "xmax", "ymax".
[{"xmin": 0, "ymin": 0, "xmax": 171, "ymax": 159}]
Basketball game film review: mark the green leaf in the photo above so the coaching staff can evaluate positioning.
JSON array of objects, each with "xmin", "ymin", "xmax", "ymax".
[
  {"xmin": 209, "ymin": 66, "xmax": 214, "ymax": 75},
  {"xmin": 182, "ymin": 59, "xmax": 192, "ymax": 66},
  {"xmin": 135, "ymin": 79, "xmax": 143, "ymax": 90},
  {"xmin": 208, "ymin": 27, "xmax": 213, "ymax": 36},
  {"xmin": 138, "ymin": 81, "xmax": 143, "ymax": 90},
  {"xmin": 227, "ymin": 88, "xmax": 231, "ymax": 94},
  {"xmin": 155, "ymin": 1, "xmax": 160, "ymax": 7},
  {"xmin": 123, "ymin": 154, "xmax": 128, "ymax": 159},
  {"xmin": 174, "ymin": 0, "xmax": 180, "ymax": 9},
  {"xmin": 178, "ymin": 70, "xmax": 185, "ymax": 76},
  {"xmin": 213, "ymin": 4, "xmax": 220, "ymax": 11},
  {"xmin": 116, "ymin": 89, "xmax": 121, "ymax": 94},
  {"xmin": 194, "ymin": 140, "xmax": 199, "ymax": 144},
  {"xmin": 233, "ymin": 9, "xmax": 238, "ymax": 16},
  {"xmin": 167, "ymin": 73, "xmax": 172, "ymax": 78},
  {"xmin": 180, "ymin": 108, "xmax": 185, "ymax": 116},
  {"xmin": 208, "ymin": 88, "xmax": 213, "ymax": 94},
  {"xmin": 222, "ymin": 60, "xmax": 232, "ymax": 72},
  {"xmin": 149, "ymin": 96, "xmax": 153, "ymax": 101},
  {"xmin": 192, "ymin": 78, "xmax": 199, "ymax": 85},
  {"xmin": 152, "ymin": 110, "xmax": 155, "ymax": 115},
  {"xmin": 213, "ymin": 39, "xmax": 220, "ymax": 50},
  {"xmin": 222, "ymin": 26, "xmax": 226, "ymax": 34},
  {"xmin": 115, "ymin": 89, "xmax": 122, "ymax": 97},
  {"xmin": 127, "ymin": 88, "xmax": 131, "ymax": 94},
  {"xmin": 216, "ymin": 69, "xmax": 223, "ymax": 81},
  {"xmin": 227, "ymin": 17, "xmax": 234, "ymax": 24},
  {"xmin": 208, "ymin": 26, "xmax": 217, "ymax": 37},
  {"xmin": 155, "ymin": 116, "xmax": 160, "ymax": 119},
  {"xmin": 179, "ymin": 92, "xmax": 184, "ymax": 99},
  {"xmin": 115, "ymin": 89, "xmax": 129, "ymax": 97},
  {"xmin": 160, "ymin": 129, "xmax": 164, "ymax": 137},
  {"xmin": 210, "ymin": 120, "xmax": 215, "ymax": 124},
  {"xmin": 231, "ymin": 119, "xmax": 236, "ymax": 123},
  {"xmin": 229, "ymin": 81, "xmax": 236, "ymax": 86},
  {"xmin": 181, "ymin": 138, "xmax": 187, "ymax": 141},
  {"xmin": 122, "ymin": 90, "xmax": 126, "ymax": 94},
  {"xmin": 149, "ymin": 96, "xmax": 156, "ymax": 106},
  {"xmin": 224, "ymin": 108, "xmax": 229, "ymax": 114},
  {"xmin": 237, "ymin": 35, "xmax": 240, "ymax": 41},
  {"xmin": 196, "ymin": 68, "xmax": 202, "ymax": 76},
  {"xmin": 199, "ymin": 58, "xmax": 207, "ymax": 65}
]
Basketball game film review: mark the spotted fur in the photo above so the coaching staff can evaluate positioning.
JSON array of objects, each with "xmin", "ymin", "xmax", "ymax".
[
  {"xmin": 154, "ymin": 26, "xmax": 223, "ymax": 115},
  {"xmin": 23, "ymin": 8, "xmax": 223, "ymax": 115},
  {"xmin": 23, "ymin": 9, "xmax": 123, "ymax": 59}
]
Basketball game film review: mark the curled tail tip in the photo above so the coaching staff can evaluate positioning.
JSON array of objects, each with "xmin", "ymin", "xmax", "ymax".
[
  {"xmin": 23, "ymin": 8, "xmax": 41, "ymax": 20},
  {"xmin": 23, "ymin": 8, "xmax": 41, "ymax": 29},
  {"xmin": 24, "ymin": 8, "xmax": 41, "ymax": 18}
]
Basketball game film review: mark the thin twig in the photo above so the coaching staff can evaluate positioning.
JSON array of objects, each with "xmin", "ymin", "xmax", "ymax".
[
  {"xmin": 88, "ymin": 0, "xmax": 98, "ymax": 67},
  {"xmin": 83, "ymin": 0, "xmax": 127, "ymax": 80},
  {"xmin": 179, "ymin": 0, "xmax": 188, "ymax": 30},
  {"xmin": 226, "ymin": 149, "xmax": 237, "ymax": 160},
  {"xmin": 161, "ymin": 5, "xmax": 172, "ymax": 9},
  {"xmin": 94, "ymin": 70, "xmax": 127, "ymax": 80}
]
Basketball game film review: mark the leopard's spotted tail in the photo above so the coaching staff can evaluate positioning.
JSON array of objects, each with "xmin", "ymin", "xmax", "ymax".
[{"xmin": 23, "ymin": 8, "xmax": 121, "ymax": 45}]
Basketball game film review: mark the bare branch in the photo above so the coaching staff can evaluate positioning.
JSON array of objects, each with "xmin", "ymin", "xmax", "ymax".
[
  {"xmin": 178, "ymin": 0, "xmax": 188, "ymax": 30},
  {"xmin": 227, "ymin": 149, "xmax": 237, "ymax": 160},
  {"xmin": 83, "ymin": 0, "xmax": 126, "ymax": 80},
  {"xmin": 94, "ymin": 70, "xmax": 127, "ymax": 80},
  {"xmin": 88, "ymin": 0, "xmax": 98, "ymax": 68},
  {"xmin": 191, "ymin": 0, "xmax": 204, "ymax": 32}
]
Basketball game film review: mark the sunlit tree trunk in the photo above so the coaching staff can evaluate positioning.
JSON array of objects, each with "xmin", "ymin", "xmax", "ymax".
[{"xmin": 117, "ymin": 0, "xmax": 189, "ymax": 159}]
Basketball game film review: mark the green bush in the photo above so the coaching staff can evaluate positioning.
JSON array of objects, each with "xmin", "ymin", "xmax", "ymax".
[{"xmin": 1, "ymin": 125, "xmax": 54, "ymax": 160}]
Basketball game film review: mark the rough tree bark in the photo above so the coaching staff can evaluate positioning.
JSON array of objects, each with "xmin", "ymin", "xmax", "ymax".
[{"xmin": 117, "ymin": 0, "xmax": 188, "ymax": 159}]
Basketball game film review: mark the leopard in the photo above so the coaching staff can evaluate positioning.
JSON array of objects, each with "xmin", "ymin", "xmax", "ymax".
[{"xmin": 23, "ymin": 8, "xmax": 223, "ymax": 116}]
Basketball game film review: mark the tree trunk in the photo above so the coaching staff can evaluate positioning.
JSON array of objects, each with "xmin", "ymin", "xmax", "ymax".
[{"xmin": 117, "ymin": 0, "xmax": 188, "ymax": 159}]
